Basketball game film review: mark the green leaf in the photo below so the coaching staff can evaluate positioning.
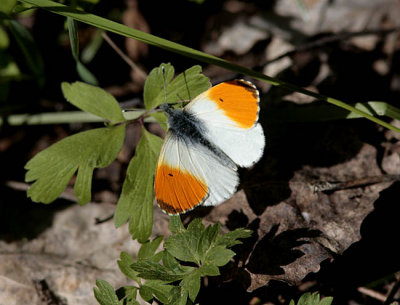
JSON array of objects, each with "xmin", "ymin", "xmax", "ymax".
[
  {"xmin": 169, "ymin": 215, "xmax": 185, "ymax": 234},
  {"xmin": 143, "ymin": 280, "xmax": 176, "ymax": 304},
  {"xmin": 117, "ymin": 252, "xmax": 140, "ymax": 283},
  {"xmin": 25, "ymin": 125, "xmax": 125, "ymax": 204},
  {"xmin": 67, "ymin": 17, "xmax": 79, "ymax": 61},
  {"xmin": 131, "ymin": 260, "xmax": 191, "ymax": 282},
  {"xmin": 144, "ymin": 63, "xmax": 174, "ymax": 110},
  {"xmin": 0, "ymin": 27, "xmax": 10, "ymax": 49},
  {"xmin": 216, "ymin": 227, "xmax": 253, "ymax": 248},
  {"xmin": 293, "ymin": 292, "xmax": 333, "ymax": 305},
  {"xmin": 164, "ymin": 219, "xmax": 204, "ymax": 265},
  {"xmin": 8, "ymin": 19, "xmax": 44, "ymax": 86},
  {"xmin": 93, "ymin": 279, "xmax": 119, "ymax": 305},
  {"xmin": 0, "ymin": 0, "xmax": 17, "ymax": 14},
  {"xmin": 61, "ymin": 82, "xmax": 124, "ymax": 124},
  {"xmin": 138, "ymin": 285, "xmax": 153, "ymax": 302},
  {"xmin": 198, "ymin": 264, "xmax": 220, "ymax": 277},
  {"xmin": 81, "ymin": 29, "xmax": 103, "ymax": 64},
  {"xmin": 319, "ymin": 297, "xmax": 334, "ymax": 305},
  {"xmin": 117, "ymin": 286, "xmax": 139, "ymax": 305},
  {"xmin": 114, "ymin": 128, "xmax": 162, "ymax": 242},
  {"xmin": 167, "ymin": 287, "xmax": 188, "ymax": 305},
  {"xmin": 162, "ymin": 251, "xmax": 194, "ymax": 275},
  {"xmin": 67, "ymin": 17, "xmax": 98, "ymax": 85},
  {"xmin": 144, "ymin": 63, "xmax": 210, "ymax": 110},
  {"xmin": 137, "ymin": 236, "xmax": 163, "ymax": 260},
  {"xmin": 198, "ymin": 223, "xmax": 220, "ymax": 261},
  {"xmin": 179, "ymin": 269, "xmax": 201, "ymax": 302},
  {"xmin": 76, "ymin": 57, "xmax": 98, "ymax": 85},
  {"xmin": 203, "ymin": 246, "xmax": 235, "ymax": 267}
]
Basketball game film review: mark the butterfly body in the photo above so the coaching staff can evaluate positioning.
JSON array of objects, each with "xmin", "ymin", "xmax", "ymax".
[{"xmin": 155, "ymin": 79, "xmax": 265, "ymax": 215}]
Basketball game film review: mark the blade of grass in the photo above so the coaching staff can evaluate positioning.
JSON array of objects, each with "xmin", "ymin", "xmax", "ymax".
[{"xmin": 18, "ymin": 0, "xmax": 400, "ymax": 134}]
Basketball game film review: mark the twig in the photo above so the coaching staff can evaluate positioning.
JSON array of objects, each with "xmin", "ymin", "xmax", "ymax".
[
  {"xmin": 6, "ymin": 181, "xmax": 78, "ymax": 202},
  {"xmin": 309, "ymin": 175, "xmax": 400, "ymax": 193},
  {"xmin": 358, "ymin": 286, "xmax": 387, "ymax": 302},
  {"xmin": 266, "ymin": 26, "xmax": 400, "ymax": 65},
  {"xmin": 384, "ymin": 277, "xmax": 400, "ymax": 305},
  {"xmin": 95, "ymin": 214, "xmax": 114, "ymax": 224},
  {"xmin": 101, "ymin": 32, "xmax": 147, "ymax": 80}
]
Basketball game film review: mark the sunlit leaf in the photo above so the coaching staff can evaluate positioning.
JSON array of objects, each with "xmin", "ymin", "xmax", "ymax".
[
  {"xmin": 114, "ymin": 128, "xmax": 162, "ymax": 242},
  {"xmin": 144, "ymin": 63, "xmax": 210, "ymax": 110},
  {"xmin": 25, "ymin": 125, "xmax": 125, "ymax": 204},
  {"xmin": 61, "ymin": 81, "xmax": 124, "ymax": 124},
  {"xmin": 93, "ymin": 279, "xmax": 119, "ymax": 305}
]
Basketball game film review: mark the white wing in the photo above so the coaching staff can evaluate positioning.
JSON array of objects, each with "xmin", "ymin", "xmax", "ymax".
[
  {"xmin": 184, "ymin": 80, "xmax": 265, "ymax": 168},
  {"xmin": 155, "ymin": 132, "xmax": 239, "ymax": 214}
]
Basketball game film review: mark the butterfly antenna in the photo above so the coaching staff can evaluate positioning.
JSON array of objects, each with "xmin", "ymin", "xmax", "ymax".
[{"xmin": 162, "ymin": 66, "xmax": 168, "ymax": 103}]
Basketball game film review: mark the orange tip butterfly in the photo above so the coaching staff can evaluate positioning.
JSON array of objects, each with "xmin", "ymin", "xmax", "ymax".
[{"xmin": 154, "ymin": 79, "xmax": 265, "ymax": 215}]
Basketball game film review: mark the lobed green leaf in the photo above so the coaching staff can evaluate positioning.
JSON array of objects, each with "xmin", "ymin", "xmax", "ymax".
[
  {"xmin": 203, "ymin": 246, "xmax": 235, "ymax": 267},
  {"xmin": 137, "ymin": 236, "xmax": 163, "ymax": 261},
  {"xmin": 142, "ymin": 280, "xmax": 176, "ymax": 304},
  {"xmin": 93, "ymin": 279, "xmax": 120, "ymax": 305},
  {"xmin": 216, "ymin": 227, "xmax": 253, "ymax": 248},
  {"xmin": 179, "ymin": 269, "xmax": 201, "ymax": 302},
  {"xmin": 168, "ymin": 215, "xmax": 185, "ymax": 234},
  {"xmin": 114, "ymin": 128, "xmax": 162, "ymax": 242},
  {"xmin": 25, "ymin": 124, "xmax": 125, "ymax": 205},
  {"xmin": 131, "ymin": 260, "xmax": 193, "ymax": 282},
  {"xmin": 61, "ymin": 81, "xmax": 124, "ymax": 124},
  {"xmin": 117, "ymin": 252, "xmax": 140, "ymax": 283},
  {"xmin": 144, "ymin": 63, "xmax": 210, "ymax": 110},
  {"xmin": 117, "ymin": 286, "xmax": 139, "ymax": 305}
]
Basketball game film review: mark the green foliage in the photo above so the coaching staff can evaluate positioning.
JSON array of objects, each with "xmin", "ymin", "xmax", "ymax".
[
  {"xmin": 25, "ymin": 63, "xmax": 210, "ymax": 239},
  {"xmin": 8, "ymin": 19, "xmax": 44, "ymax": 86},
  {"xmin": 144, "ymin": 63, "xmax": 210, "ymax": 110},
  {"xmin": 67, "ymin": 17, "xmax": 98, "ymax": 85},
  {"xmin": 289, "ymin": 292, "xmax": 333, "ymax": 305},
  {"xmin": 0, "ymin": 0, "xmax": 17, "ymax": 14},
  {"xmin": 114, "ymin": 128, "xmax": 162, "ymax": 243},
  {"xmin": 61, "ymin": 81, "xmax": 125, "ymax": 124},
  {"xmin": 94, "ymin": 217, "xmax": 252, "ymax": 305},
  {"xmin": 94, "ymin": 280, "xmax": 120, "ymax": 305},
  {"xmin": 0, "ymin": 3, "xmax": 43, "ymax": 101},
  {"xmin": 25, "ymin": 125, "xmax": 126, "ymax": 204},
  {"xmin": 25, "ymin": 79, "xmax": 127, "ymax": 205}
]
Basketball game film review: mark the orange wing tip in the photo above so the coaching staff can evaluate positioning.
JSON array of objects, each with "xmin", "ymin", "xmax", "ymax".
[
  {"xmin": 231, "ymin": 79, "xmax": 259, "ymax": 100},
  {"xmin": 207, "ymin": 79, "xmax": 260, "ymax": 129},
  {"xmin": 155, "ymin": 164, "xmax": 208, "ymax": 215},
  {"xmin": 157, "ymin": 199, "xmax": 203, "ymax": 215}
]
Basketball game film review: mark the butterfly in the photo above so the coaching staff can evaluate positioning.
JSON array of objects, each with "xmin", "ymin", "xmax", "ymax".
[{"xmin": 154, "ymin": 79, "xmax": 265, "ymax": 215}]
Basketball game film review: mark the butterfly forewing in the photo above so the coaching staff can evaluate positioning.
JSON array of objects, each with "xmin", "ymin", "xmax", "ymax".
[
  {"xmin": 154, "ymin": 133, "xmax": 239, "ymax": 215},
  {"xmin": 184, "ymin": 80, "xmax": 265, "ymax": 167}
]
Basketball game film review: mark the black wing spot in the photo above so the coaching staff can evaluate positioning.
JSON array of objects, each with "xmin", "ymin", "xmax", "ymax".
[
  {"xmin": 168, "ymin": 173, "xmax": 173, "ymax": 177},
  {"xmin": 219, "ymin": 98, "xmax": 224, "ymax": 102}
]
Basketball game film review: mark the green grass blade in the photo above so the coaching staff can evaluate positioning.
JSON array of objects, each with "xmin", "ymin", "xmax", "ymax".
[{"xmin": 18, "ymin": 0, "xmax": 400, "ymax": 134}]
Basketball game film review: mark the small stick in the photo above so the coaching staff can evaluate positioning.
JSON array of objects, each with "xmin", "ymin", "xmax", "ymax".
[
  {"xmin": 102, "ymin": 32, "xmax": 147, "ymax": 80},
  {"xmin": 358, "ymin": 287, "xmax": 387, "ymax": 302}
]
